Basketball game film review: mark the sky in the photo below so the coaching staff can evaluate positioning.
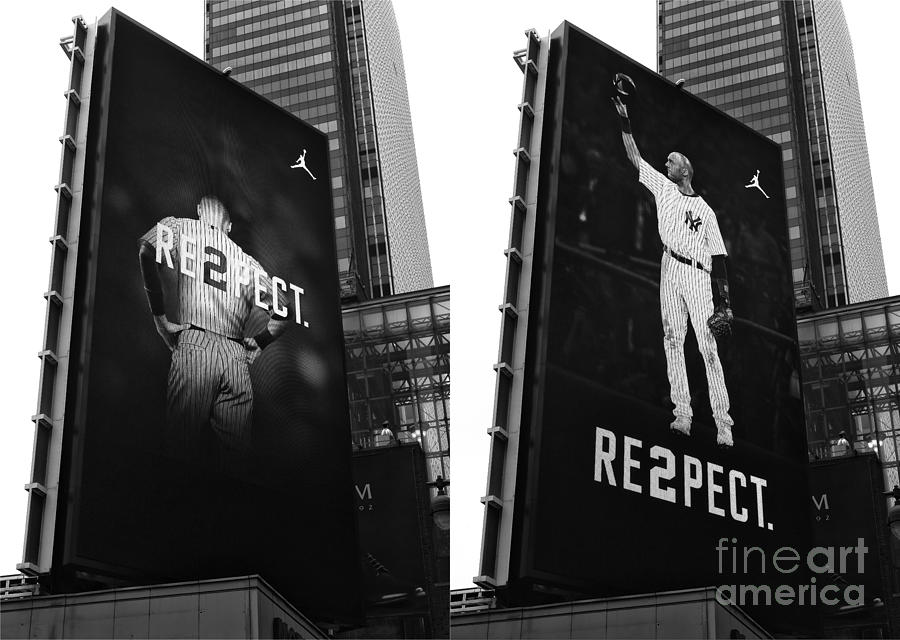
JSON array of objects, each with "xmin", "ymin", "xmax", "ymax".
[{"xmin": 1, "ymin": 1, "xmax": 898, "ymax": 594}]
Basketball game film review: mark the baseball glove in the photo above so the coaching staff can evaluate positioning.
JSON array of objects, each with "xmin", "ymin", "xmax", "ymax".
[{"xmin": 707, "ymin": 306, "xmax": 733, "ymax": 339}]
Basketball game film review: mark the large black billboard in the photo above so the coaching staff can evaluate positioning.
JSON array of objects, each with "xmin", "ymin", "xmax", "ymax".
[
  {"xmin": 511, "ymin": 23, "xmax": 813, "ymax": 632},
  {"xmin": 54, "ymin": 10, "xmax": 361, "ymax": 624},
  {"xmin": 808, "ymin": 454, "xmax": 887, "ymax": 618},
  {"xmin": 352, "ymin": 445, "xmax": 436, "ymax": 636}
]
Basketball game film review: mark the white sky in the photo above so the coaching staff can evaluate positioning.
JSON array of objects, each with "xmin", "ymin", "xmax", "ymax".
[{"xmin": 1, "ymin": 1, "xmax": 897, "ymax": 594}]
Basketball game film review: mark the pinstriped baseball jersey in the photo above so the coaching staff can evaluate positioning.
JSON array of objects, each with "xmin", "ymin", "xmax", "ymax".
[
  {"xmin": 639, "ymin": 159, "xmax": 727, "ymax": 268},
  {"xmin": 140, "ymin": 217, "xmax": 273, "ymax": 339},
  {"xmin": 636, "ymin": 158, "xmax": 733, "ymax": 432}
]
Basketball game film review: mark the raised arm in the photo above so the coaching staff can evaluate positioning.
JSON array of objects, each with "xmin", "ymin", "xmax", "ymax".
[{"xmin": 613, "ymin": 96, "xmax": 641, "ymax": 172}]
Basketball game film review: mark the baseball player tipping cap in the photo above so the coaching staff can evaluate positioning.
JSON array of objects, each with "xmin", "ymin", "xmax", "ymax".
[{"xmin": 612, "ymin": 93, "xmax": 735, "ymax": 448}]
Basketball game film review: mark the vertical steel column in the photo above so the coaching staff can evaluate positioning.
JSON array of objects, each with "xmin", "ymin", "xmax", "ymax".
[
  {"xmin": 476, "ymin": 29, "xmax": 544, "ymax": 588},
  {"xmin": 18, "ymin": 16, "xmax": 92, "ymax": 576}
]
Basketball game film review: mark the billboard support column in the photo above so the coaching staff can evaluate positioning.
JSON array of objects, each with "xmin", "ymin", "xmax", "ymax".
[
  {"xmin": 18, "ymin": 15, "xmax": 93, "ymax": 577},
  {"xmin": 476, "ymin": 28, "xmax": 546, "ymax": 589}
]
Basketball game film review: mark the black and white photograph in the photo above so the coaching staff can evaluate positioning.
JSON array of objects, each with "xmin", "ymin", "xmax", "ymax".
[{"xmin": 3, "ymin": 1, "xmax": 900, "ymax": 638}]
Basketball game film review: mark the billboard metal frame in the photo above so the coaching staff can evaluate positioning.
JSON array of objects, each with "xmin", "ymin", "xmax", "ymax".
[
  {"xmin": 19, "ymin": 15, "xmax": 94, "ymax": 577},
  {"xmin": 21, "ymin": 11, "xmax": 361, "ymax": 626},
  {"xmin": 479, "ymin": 27, "xmax": 812, "ymax": 630},
  {"xmin": 476, "ymin": 28, "xmax": 548, "ymax": 589}
]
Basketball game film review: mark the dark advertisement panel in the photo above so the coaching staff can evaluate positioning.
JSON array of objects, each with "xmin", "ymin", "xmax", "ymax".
[
  {"xmin": 55, "ymin": 10, "xmax": 360, "ymax": 623},
  {"xmin": 809, "ymin": 454, "xmax": 886, "ymax": 617},
  {"xmin": 513, "ymin": 23, "xmax": 813, "ymax": 632},
  {"xmin": 352, "ymin": 444, "xmax": 435, "ymax": 634}
]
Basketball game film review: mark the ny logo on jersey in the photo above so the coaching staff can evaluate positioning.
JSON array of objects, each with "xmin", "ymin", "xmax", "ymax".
[{"xmin": 684, "ymin": 210, "xmax": 703, "ymax": 232}]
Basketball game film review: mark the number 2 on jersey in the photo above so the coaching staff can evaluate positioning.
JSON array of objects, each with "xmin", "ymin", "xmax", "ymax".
[{"xmin": 202, "ymin": 246, "xmax": 228, "ymax": 292}]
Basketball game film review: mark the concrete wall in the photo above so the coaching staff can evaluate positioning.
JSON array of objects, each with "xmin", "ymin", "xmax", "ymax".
[
  {"xmin": 0, "ymin": 575, "xmax": 324, "ymax": 639},
  {"xmin": 451, "ymin": 588, "xmax": 771, "ymax": 639}
]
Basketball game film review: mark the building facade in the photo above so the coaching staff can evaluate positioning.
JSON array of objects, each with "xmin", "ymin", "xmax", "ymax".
[
  {"xmin": 342, "ymin": 285, "xmax": 450, "ymax": 492},
  {"xmin": 799, "ymin": 296, "xmax": 900, "ymax": 492},
  {"xmin": 205, "ymin": 0, "xmax": 433, "ymax": 301},
  {"xmin": 799, "ymin": 299, "xmax": 900, "ymax": 635},
  {"xmin": 658, "ymin": 0, "xmax": 887, "ymax": 310},
  {"xmin": 450, "ymin": 588, "xmax": 771, "ymax": 639},
  {"xmin": 1, "ymin": 575, "xmax": 327, "ymax": 638}
]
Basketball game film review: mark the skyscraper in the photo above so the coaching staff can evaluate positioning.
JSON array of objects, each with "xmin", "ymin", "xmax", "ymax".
[
  {"xmin": 205, "ymin": 0, "xmax": 433, "ymax": 301},
  {"xmin": 658, "ymin": 0, "xmax": 887, "ymax": 310}
]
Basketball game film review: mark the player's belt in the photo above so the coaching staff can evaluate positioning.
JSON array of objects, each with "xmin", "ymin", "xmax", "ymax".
[
  {"xmin": 187, "ymin": 324, "xmax": 244, "ymax": 344},
  {"xmin": 663, "ymin": 246, "xmax": 709, "ymax": 273}
]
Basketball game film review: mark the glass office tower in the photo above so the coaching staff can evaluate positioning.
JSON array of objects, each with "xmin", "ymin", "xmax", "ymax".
[
  {"xmin": 206, "ymin": 0, "xmax": 433, "ymax": 301},
  {"xmin": 658, "ymin": 0, "xmax": 887, "ymax": 310}
]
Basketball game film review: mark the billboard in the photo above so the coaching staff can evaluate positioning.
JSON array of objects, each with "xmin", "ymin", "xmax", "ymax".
[
  {"xmin": 808, "ymin": 454, "xmax": 887, "ymax": 617},
  {"xmin": 53, "ymin": 10, "xmax": 361, "ymax": 623},
  {"xmin": 509, "ymin": 22, "xmax": 813, "ymax": 632},
  {"xmin": 352, "ymin": 444, "xmax": 436, "ymax": 635}
]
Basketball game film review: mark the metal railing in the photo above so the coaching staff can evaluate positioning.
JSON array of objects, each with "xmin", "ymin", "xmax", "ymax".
[{"xmin": 0, "ymin": 574, "xmax": 40, "ymax": 600}]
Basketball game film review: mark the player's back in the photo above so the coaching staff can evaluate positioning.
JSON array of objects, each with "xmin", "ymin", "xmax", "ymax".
[{"xmin": 164, "ymin": 217, "xmax": 264, "ymax": 339}]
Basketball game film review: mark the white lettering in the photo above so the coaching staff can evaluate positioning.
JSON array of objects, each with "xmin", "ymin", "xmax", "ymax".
[
  {"xmin": 254, "ymin": 271, "xmax": 269, "ymax": 310},
  {"xmin": 272, "ymin": 277, "xmax": 289, "ymax": 318},
  {"xmin": 728, "ymin": 470, "xmax": 748, "ymax": 522},
  {"xmin": 623, "ymin": 436, "xmax": 642, "ymax": 494},
  {"xmin": 750, "ymin": 475, "xmax": 768, "ymax": 529},
  {"xmin": 290, "ymin": 283, "xmax": 305, "ymax": 326},
  {"xmin": 586, "ymin": 428, "xmax": 770, "ymax": 530},
  {"xmin": 594, "ymin": 428, "xmax": 616, "ymax": 487},
  {"xmin": 649, "ymin": 445, "xmax": 676, "ymax": 503},
  {"xmin": 156, "ymin": 224, "xmax": 174, "ymax": 269},
  {"xmin": 707, "ymin": 462, "xmax": 725, "ymax": 517},
  {"xmin": 684, "ymin": 455, "xmax": 702, "ymax": 508}
]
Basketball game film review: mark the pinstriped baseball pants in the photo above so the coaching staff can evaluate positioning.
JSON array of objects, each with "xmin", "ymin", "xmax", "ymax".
[
  {"xmin": 165, "ymin": 328, "xmax": 253, "ymax": 458},
  {"xmin": 660, "ymin": 253, "xmax": 733, "ymax": 427}
]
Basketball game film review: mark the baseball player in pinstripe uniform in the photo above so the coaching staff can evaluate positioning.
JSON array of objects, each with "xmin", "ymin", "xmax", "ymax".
[
  {"xmin": 614, "ymin": 96, "xmax": 735, "ymax": 447},
  {"xmin": 138, "ymin": 195, "xmax": 290, "ymax": 461}
]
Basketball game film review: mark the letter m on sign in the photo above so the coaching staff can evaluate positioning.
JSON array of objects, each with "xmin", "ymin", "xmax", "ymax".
[
  {"xmin": 355, "ymin": 483, "xmax": 372, "ymax": 500},
  {"xmin": 812, "ymin": 493, "xmax": 829, "ymax": 511}
]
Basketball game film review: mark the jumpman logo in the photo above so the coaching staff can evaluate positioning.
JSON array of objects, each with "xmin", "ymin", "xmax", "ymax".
[
  {"xmin": 684, "ymin": 210, "xmax": 703, "ymax": 232},
  {"xmin": 744, "ymin": 169, "xmax": 769, "ymax": 198},
  {"xmin": 290, "ymin": 149, "xmax": 317, "ymax": 180}
]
